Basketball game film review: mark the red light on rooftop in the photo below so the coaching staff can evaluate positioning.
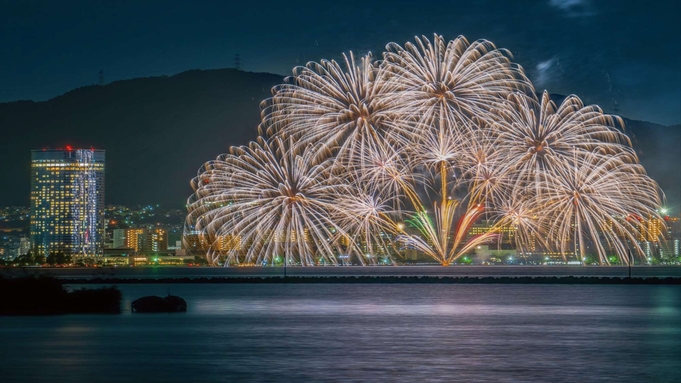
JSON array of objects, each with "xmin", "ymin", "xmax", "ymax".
[
  {"xmin": 66, "ymin": 145, "xmax": 73, "ymax": 151},
  {"xmin": 626, "ymin": 214, "xmax": 642, "ymax": 222}
]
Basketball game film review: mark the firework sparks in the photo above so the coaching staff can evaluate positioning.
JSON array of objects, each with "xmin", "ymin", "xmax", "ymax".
[
  {"xmin": 382, "ymin": 34, "xmax": 532, "ymax": 139},
  {"xmin": 537, "ymin": 152, "xmax": 663, "ymax": 264},
  {"xmin": 187, "ymin": 33, "xmax": 666, "ymax": 266},
  {"xmin": 490, "ymin": 91, "xmax": 663, "ymax": 263},
  {"xmin": 187, "ymin": 137, "xmax": 362, "ymax": 266}
]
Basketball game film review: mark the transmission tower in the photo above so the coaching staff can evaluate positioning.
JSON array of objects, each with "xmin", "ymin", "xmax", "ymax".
[
  {"xmin": 234, "ymin": 54, "xmax": 241, "ymax": 70},
  {"xmin": 98, "ymin": 70, "xmax": 104, "ymax": 85}
]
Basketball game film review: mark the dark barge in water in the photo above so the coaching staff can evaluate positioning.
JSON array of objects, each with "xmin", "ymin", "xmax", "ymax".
[{"xmin": 131, "ymin": 295, "xmax": 187, "ymax": 313}]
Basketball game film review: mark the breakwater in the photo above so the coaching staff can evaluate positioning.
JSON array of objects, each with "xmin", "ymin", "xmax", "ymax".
[
  {"xmin": 0, "ymin": 276, "xmax": 122, "ymax": 315},
  {"xmin": 61, "ymin": 276, "xmax": 681, "ymax": 285}
]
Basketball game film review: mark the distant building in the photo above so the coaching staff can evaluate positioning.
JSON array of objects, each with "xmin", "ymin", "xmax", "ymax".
[
  {"xmin": 662, "ymin": 215, "xmax": 681, "ymax": 259},
  {"xmin": 112, "ymin": 229, "xmax": 126, "ymax": 248},
  {"xmin": 183, "ymin": 230, "xmax": 208, "ymax": 254},
  {"xmin": 467, "ymin": 220, "xmax": 518, "ymax": 246},
  {"xmin": 216, "ymin": 234, "xmax": 241, "ymax": 252},
  {"xmin": 131, "ymin": 254, "xmax": 193, "ymax": 266},
  {"xmin": 167, "ymin": 230, "xmax": 183, "ymax": 249},
  {"xmin": 473, "ymin": 245, "xmax": 517, "ymax": 264},
  {"xmin": 0, "ymin": 235, "xmax": 26, "ymax": 261},
  {"xmin": 634, "ymin": 216, "xmax": 667, "ymax": 243},
  {"xmin": 646, "ymin": 217, "xmax": 665, "ymax": 241},
  {"xmin": 113, "ymin": 228, "xmax": 145, "ymax": 252},
  {"xmin": 146, "ymin": 228, "xmax": 168, "ymax": 254},
  {"xmin": 19, "ymin": 237, "xmax": 30, "ymax": 256},
  {"xmin": 641, "ymin": 241, "xmax": 654, "ymax": 259},
  {"xmin": 101, "ymin": 247, "xmax": 135, "ymax": 265},
  {"xmin": 666, "ymin": 216, "xmax": 680, "ymax": 240},
  {"xmin": 168, "ymin": 240, "xmax": 183, "ymax": 250},
  {"xmin": 30, "ymin": 149, "xmax": 105, "ymax": 258}
]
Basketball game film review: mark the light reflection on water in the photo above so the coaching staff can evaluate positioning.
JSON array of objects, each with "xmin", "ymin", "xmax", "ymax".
[{"xmin": 1, "ymin": 284, "xmax": 680, "ymax": 383}]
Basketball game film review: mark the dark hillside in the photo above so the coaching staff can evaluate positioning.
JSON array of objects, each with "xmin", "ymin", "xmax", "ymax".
[
  {"xmin": 0, "ymin": 69, "xmax": 283, "ymax": 207},
  {"xmin": 1, "ymin": 75, "xmax": 678, "ymax": 207}
]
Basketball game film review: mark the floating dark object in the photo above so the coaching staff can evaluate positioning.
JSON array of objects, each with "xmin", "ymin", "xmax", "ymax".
[{"xmin": 131, "ymin": 295, "xmax": 187, "ymax": 313}]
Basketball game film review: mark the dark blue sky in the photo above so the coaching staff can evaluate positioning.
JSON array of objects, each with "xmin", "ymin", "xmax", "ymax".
[{"xmin": 1, "ymin": 0, "xmax": 680, "ymax": 125}]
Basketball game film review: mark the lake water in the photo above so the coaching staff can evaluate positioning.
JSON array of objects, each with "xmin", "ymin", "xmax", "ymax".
[{"xmin": 1, "ymin": 284, "xmax": 680, "ymax": 382}]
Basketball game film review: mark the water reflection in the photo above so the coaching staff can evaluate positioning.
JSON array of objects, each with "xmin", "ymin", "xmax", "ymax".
[{"xmin": 1, "ymin": 284, "xmax": 679, "ymax": 383}]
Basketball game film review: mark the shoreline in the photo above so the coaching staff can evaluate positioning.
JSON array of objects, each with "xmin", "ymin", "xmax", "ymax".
[
  {"xmin": 5, "ymin": 265, "xmax": 681, "ymax": 280},
  {"xmin": 63, "ymin": 276, "xmax": 681, "ymax": 284}
]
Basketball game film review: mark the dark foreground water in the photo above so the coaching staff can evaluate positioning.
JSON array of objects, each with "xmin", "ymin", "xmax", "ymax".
[{"xmin": 1, "ymin": 284, "xmax": 680, "ymax": 383}]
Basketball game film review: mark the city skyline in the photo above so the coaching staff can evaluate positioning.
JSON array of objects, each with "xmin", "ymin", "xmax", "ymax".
[
  {"xmin": 1, "ymin": 2, "xmax": 679, "ymax": 210},
  {"xmin": 1, "ymin": 3, "xmax": 679, "ymax": 382}
]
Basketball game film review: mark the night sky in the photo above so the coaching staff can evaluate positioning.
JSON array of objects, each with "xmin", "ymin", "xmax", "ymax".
[{"xmin": 1, "ymin": 0, "xmax": 680, "ymax": 125}]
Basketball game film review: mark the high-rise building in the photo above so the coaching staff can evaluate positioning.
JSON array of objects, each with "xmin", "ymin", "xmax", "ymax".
[{"xmin": 30, "ymin": 148, "xmax": 105, "ymax": 258}]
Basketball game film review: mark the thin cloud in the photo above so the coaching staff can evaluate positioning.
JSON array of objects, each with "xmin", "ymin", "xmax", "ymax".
[
  {"xmin": 534, "ymin": 58, "xmax": 557, "ymax": 88},
  {"xmin": 548, "ymin": 0, "xmax": 596, "ymax": 17}
]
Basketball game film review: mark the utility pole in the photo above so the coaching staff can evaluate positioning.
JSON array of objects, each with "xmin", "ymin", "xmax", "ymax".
[{"xmin": 234, "ymin": 54, "xmax": 241, "ymax": 70}]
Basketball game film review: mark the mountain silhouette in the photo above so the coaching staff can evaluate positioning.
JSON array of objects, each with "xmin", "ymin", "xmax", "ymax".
[
  {"xmin": 622, "ymin": 120, "xmax": 680, "ymax": 208},
  {"xmin": 0, "ymin": 70, "xmax": 679, "ymax": 208},
  {"xmin": 0, "ymin": 69, "xmax": 282, "ymax": 207}
]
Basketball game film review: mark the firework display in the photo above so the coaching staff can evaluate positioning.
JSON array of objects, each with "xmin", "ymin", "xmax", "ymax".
[{"xmin": 186, "ymin": 34, "xmax": 665, "ymax": 266}]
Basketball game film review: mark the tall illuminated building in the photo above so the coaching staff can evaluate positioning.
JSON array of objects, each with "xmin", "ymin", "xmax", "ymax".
[{"xmin": 30, "ymin": 148, "xmax": 105, "ymax": 258}]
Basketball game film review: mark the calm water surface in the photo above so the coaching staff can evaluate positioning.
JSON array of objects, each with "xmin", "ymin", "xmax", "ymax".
[{"xmin": 1, "ymin": 284, "xmax": 680, "ymax": 382}]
